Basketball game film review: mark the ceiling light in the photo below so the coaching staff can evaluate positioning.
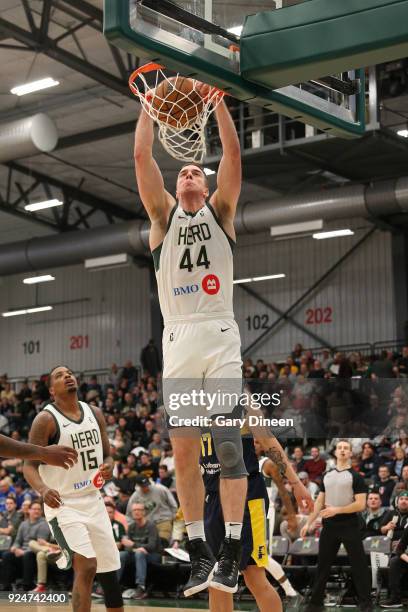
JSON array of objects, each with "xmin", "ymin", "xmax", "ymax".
[
  {"xmin": 227, "ymin": 25, "xmax": 243, "ymax": 37},
  {"xmin": 25, "ymin": 199, "xmax": 63, "ymax": 212},
  {"xmin": 27, "ymin": 306, "xmax": 53, "ymax": 314},
  {"xmin": 23, "ymin": 275, "xmax": 55, "ymax": 285},
  {"xmin": 203, "ymin": 167, "xmax": 216, "ymax": 176},
  {"xmin": 397, "ymin": 129, "xmax": 408, "ymax": 138},
  {"xmin": 271, "ymin": 219, "xmax": 323, "ymax": 237},
  {"xmin": 2, "ymin": 309, "xmax": 29, "ymax": 318},
  {"xmin": 233, "ymin": 274, "xmax": 285, "ymax": 284},
  {"xmin": 2, "ymin": 305, "xmax": 53, "ymax": 317},
  {"xmin": 253, "ymin": 274, "xmax": 286, "ymax": 281},
  {"xmin": 85, "ymin": 253, "xmax": 130, "ymax": 270},
  {"xmin": 11, "ymin": 77, "xmax": 60, "ymax": 96},
  {"xmin": 313, "ymin": 229, "xmax": 354, "ymax": 240},
  {"xmin": 233, "ymin": 278, "xmax": 252, "ymax": 284}
]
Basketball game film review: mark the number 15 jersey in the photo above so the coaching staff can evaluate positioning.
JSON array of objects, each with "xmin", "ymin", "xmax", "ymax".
[
  {"xmin": 153, "ymin": 203, "xmax": 235, "ymax": 325},
  {"xmin": 39, "ymin": 401, "xmax": 103, "ymax": 499}
]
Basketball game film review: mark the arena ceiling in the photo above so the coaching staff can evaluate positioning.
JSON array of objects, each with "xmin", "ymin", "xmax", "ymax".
[{"xmin": 0, "ymin": 0, "xmax": 408, "ymax": 246}]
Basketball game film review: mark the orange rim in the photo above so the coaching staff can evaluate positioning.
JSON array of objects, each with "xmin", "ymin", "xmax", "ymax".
[
  {"xmin": 128, "ymin": 61, "xmax": 227, "ymax": 101},
  {"xmin": 128, "ymin": 61, "xmax": 166, "ymax": 97}
]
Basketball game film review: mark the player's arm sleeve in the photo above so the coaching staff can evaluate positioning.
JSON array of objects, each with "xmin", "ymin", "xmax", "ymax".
[{"xmin": 320, "ymin": 477, "xmax": 326, "ymax": 493}]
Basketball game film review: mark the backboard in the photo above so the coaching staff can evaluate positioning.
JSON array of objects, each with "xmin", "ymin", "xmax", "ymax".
[{"xmin": 104, "ymin": 0, "xmax": 365, "ymax": 137}]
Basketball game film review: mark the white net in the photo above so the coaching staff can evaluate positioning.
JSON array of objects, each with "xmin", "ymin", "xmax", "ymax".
[{"xmin": 129, "ymin": 62, "xmax": 224, "ymax": 163}]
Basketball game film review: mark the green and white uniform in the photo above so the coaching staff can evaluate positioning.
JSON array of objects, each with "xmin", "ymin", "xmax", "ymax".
[
  {"xmin": 154, "ymin": 203, "xmax": 242, "ymax": 419},
  {"xmin": 39, "ymin": 401, "xmax": 120, "ymax": 572}
]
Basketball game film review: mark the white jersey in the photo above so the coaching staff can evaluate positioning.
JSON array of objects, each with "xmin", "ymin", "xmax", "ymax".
[
  {"xmin": 39, "ymin": 401, "xmax": 104, "ymax": 499},
  {"xmin": 154, "ymin": 203, "xmax": 235, "ymax": 324},
  {"xmin": 259, "ymin": 456, "xmax": 278, "ymax": 505}
]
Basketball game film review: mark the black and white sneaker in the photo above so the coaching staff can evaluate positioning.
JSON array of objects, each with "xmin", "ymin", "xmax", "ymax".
[
  {"xmin": 210, "ymin": 537, "xmax": 241, "ymax": 593},
  {"xmin": 183, "ymin": 539, "xmax": 217, "ymax": 597},
  {"xmin": 381, "ymin": 599, "xmax": 403, "ymax": 608}
]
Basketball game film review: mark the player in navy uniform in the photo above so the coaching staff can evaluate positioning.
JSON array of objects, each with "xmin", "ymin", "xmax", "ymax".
[{"xmin": 201, "ymin": 425, "xmax": 312, "ymax": 611}]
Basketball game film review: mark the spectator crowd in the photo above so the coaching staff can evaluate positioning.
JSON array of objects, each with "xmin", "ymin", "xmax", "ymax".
[{"xmin": 0, "ymin": 341, "xmax": 407, "ymax": 601}]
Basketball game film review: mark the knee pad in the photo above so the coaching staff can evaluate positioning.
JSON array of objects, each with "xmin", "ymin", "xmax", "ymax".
[
  {"xmin": 97, "ymin": 570, "xmax": 123, "ymax": 608},
  {"xmin": 212, "ymin": 427, "xmax": 248, "ymax": 479}
]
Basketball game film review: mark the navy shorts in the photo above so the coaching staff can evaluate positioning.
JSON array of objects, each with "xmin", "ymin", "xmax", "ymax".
[{"xmin": 204, "ymin": 473, "xmax": 269, "ymax": 570}]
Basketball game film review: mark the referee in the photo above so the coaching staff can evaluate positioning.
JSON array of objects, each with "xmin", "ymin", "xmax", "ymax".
[{"xmin": 301, "ymin": 439, "xmax": 372, "ymax": 612}]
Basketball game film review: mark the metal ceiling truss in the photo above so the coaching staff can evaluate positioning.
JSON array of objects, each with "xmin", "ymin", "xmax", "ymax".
[
  {"xmin": 0, "ymin": 0, "xmax": 138, "ymax": 98},
  {"xmin": 0, "ymin": 161, "xmax": 137, "ymax": 231}
]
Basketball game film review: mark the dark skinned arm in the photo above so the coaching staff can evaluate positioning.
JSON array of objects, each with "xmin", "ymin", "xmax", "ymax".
[
  {"xmin": 0, "ymin": 432, "xmax": 77, "ymax": 467},
  {"xmin": 92, "ymin": 407, "xmax": 114, "ymax": 480},
  {"xmin": 23, "ymin": 412, "xmax": 63, "ymax": 508}
]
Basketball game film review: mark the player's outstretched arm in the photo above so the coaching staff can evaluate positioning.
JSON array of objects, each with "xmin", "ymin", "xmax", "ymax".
[
  {"xmin": 260, "ymin": 435, "xmax": 314, "ymax": 513},
  {"xmin": 0, "ymin": 432, "xmax": 76, "ymax": 467},
  {"xmin": 134, "ymin": 110, "xmax": 174, "ymax": 228},
  {"xmin": 210, "ymin": 100, "xmax": 241, "ymax": 223},
  {"xmin": 23, "ymin": 412, "xmax": 62, "ymax": 508}
]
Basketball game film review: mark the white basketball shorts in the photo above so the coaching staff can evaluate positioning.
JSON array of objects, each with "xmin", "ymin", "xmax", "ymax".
[
  {"xmin": 162, "ymin": 317, "xmax": 243, "ymax": 422},
  {"xmin": 45, "ymin": 491, "xmax": 120, "ymax": 573}
]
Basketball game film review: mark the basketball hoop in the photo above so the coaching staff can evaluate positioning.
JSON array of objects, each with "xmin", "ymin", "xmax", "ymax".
[{"xmin": 129, "ymin": 62, "xmax": 225, "ymax": 163}]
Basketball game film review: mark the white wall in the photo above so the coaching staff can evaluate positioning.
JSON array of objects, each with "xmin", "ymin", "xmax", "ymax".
[
  {"xmin": 233, "ymin": 227, "xmax": 396, "ymax": 361},
  {"xmin": 0, "ymin": 263, "xmax": 151, "ymax": 378},
  {"xmin": 0, "ymin": 226, "xmax": 397, "ymax": 376}
]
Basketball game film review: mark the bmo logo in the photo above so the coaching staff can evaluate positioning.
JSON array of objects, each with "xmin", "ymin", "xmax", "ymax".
[
  {"xmin": 202, "ymin": 274, "xmax": 220, "ymax": 295},
  {"xmin": 173, "ymin": 284, "xmax": 199, "ymax": 296}
]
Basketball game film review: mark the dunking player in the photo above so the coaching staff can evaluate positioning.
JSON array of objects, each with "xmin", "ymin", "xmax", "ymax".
[
  {"xmin": 201, "ymin": 425, "xmax": 312, "ymax": 611},
  {"xmin": 23, "ymin": 366, "xmax": 123, "ymax": 612},
  {"xmin": 0, "ymin": 432, "xmax": 77, "ymax": 467},
  {"xmin": 134, "ymin": 87, "xmax": 248, "ymax": 595}
]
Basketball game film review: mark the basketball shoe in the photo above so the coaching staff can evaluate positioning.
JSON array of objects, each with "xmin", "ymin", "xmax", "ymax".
[
  {"xmin": 183, "ymin": 539, "xmax": 217, "ymax": 597},
  {"xmin": 210, "ymin": 536, "xmax": 242, "ymax": 593}
]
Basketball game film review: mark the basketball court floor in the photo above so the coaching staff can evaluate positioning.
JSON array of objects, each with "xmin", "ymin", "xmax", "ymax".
[{"xmin": 0, "ymin": 601, "xmax": 391, "ymax": 611}]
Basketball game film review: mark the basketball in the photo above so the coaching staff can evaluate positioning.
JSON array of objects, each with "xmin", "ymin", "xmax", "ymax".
[{"xmin": 151, "ymin": 77, "xmax": 204, "ymax": 128}]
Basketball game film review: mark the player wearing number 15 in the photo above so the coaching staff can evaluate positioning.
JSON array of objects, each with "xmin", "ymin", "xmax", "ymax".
[
  {"xmin": 23, "ymin": 366, "xmax": 123, "ymax": 612},
  {"xmin": 134, "ymin": 84, "xmax": 247, "ymax": 596}
]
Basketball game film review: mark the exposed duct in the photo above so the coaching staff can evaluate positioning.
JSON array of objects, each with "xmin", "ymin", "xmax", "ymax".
[
  {"xmin": 234, "ymin": 176, "xmax": 408, "ymax": 233},
  {"xmin": 0, "ymin": 176, "xmax": 408, "ymax": 276},
  {"xmin": 0, "ymin": 220, "xmax": 150, "ymax": 276},
  {"xmin": 0, "ymin": 114, "xmax": 58, "ymax": 163}
]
